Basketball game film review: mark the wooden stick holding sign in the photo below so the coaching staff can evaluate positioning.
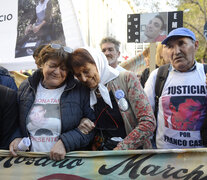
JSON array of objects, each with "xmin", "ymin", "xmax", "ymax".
[{"xmin": 149, "ymin": 43, "xmax": 156, "ymax": 73}]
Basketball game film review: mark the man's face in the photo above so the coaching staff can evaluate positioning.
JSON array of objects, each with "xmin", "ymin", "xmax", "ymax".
[
  {"xmin": 166, "ymin": 37, "xmax": 198, "ymax": 72},
  {"xmin": 144, "ymin": 17, "xmax": 163, "ymax": 40},
  {"xmin": 101, "ymin": 42, "xmax": 120, "ymax": 67}
]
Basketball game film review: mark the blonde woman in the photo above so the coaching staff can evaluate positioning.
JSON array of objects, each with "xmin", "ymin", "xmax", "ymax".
[{"xmin": 140, "ymin": 43, "xmax": 170, "ymax": 87}]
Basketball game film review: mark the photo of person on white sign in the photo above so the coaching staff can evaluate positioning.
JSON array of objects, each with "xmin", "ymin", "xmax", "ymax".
[
  {"xmin": 127, "ymin": 11, "xmax": 183, "ymax": 43},
  {"xmin": 140, "ymin": 12, "xmax": 167, "ymax": 43},
  {"xmin": 0, "ymin": 0, "xmax": 84, "ymax": 71},
  {"xmin": 15, "ymin": 0, "xmax": 65, "ymax": 58}
]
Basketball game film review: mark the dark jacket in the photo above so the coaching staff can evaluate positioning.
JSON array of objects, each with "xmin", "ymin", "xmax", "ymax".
[
  {"xmin": 140, "ymin": 65, "xmax": 159, "ymax": 88},
  {"xmin": 0, "ymin": 85, "xmax": 18, "ymax": 149},
  {"xmin": 140, "ymin": 68, "xmax": 149, "ymax": 88},
  {"xmin": 18, "ymin": 69, "xmax": 95, "ymax": 152},
  {"xmin": 0, "ymin": 66, "xmax": 18, "ymax": 91}
]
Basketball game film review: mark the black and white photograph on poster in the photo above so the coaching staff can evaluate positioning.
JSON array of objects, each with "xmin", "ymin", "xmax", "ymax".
[
  {"xmin": 127, "ymin": 11, "xmax": 183, "ymax": 43},
  {"xmin": 140, "ymin": 12, "xmax": 167, "ymax": 43},
  {"xmin": 27, "ymin": 104, "xmax": 61, "ymax": 137},
  {"xmin": 15, "ymin": 0, "xmax": 66, "ymax": 58}
]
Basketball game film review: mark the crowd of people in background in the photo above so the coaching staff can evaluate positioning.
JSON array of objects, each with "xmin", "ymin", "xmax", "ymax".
[{"xmin": 0, "ymin": 27, "xmax": 206, "ymax": 161}]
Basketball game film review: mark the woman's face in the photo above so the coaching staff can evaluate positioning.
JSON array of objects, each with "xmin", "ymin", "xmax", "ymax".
[
  {"xmin": 73, "ymin": 63, "xmax": 100, "ymax": 89},
  {"xmin": 42, "ymin": 58, "xmax": 68, "ymax": 89}
]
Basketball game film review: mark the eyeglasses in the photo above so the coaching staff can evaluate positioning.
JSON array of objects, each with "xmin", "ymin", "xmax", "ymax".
[{"xmin": 50, "ymin": 43, "xmax": 73, "ymax": 53}]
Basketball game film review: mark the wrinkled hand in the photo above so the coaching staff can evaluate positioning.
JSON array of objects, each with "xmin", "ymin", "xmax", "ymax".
[
  {"xmin": 78, "ymin": 118, "xmax": 95, "ymax": 134},
  {"xmin": 50, "ymin": 140, "xmax": 66, "ymax": 161},
  {"xmin": 9, "ymin": 138, "xmax": 22, "ymax": 156}
]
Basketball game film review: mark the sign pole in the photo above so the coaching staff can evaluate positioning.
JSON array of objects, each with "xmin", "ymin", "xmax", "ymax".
[{"xmin": 149, "ymin": 43, "xmax": 156, "ymax": 73}]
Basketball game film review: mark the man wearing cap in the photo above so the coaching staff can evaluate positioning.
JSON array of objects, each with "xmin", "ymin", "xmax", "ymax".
[{"xmin": 144, "ymin": 27, "xmax": 207, "ymax": 149}]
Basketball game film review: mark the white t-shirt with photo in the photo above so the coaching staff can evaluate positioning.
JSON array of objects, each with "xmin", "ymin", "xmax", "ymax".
[
  {"xmin": 27, "ymin": 83, "xmax": 65, "ymax": 152},
  {"xmin": 144, "ymin": 63, "xmax": 207, "ymax": 149}
]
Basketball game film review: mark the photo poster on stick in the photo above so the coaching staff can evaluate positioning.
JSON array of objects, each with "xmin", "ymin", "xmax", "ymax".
[
  {"xmin": 0, "ymin": 0, "xmax": 85, "ymax": 71},
  {"xmin": 127, "ymin": 11, "xmax": 183, "ymax": 43}
]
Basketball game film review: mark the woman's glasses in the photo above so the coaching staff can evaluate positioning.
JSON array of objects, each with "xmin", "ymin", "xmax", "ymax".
[{"xmin": 50, "ymin": 43, "xmax": 73, "ymax": 53}]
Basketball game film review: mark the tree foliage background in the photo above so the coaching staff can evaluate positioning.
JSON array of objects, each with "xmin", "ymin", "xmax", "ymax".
[{"xmin": 171, "ymin": 0, "xmax": 207, "ymax": 63}]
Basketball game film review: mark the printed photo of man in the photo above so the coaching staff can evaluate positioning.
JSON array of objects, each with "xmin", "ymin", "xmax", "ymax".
[
  {"xmin": 162, "ymin": 96, "xmax": 206, "ymax": 131},
  {"xmin": 140, "ymin": 12, "xmax": 167, "ymax": 43}
]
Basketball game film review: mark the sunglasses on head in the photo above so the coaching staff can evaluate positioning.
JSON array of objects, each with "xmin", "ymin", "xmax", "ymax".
[{"xmin": 50, "ymin": 43, "xmax": 73, "ymax": 53}]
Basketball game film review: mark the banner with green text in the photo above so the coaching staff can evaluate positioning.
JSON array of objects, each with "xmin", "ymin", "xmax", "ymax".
[{"xmin": 0, "ymin": 148, "xmax": 207, "ymax": 179}]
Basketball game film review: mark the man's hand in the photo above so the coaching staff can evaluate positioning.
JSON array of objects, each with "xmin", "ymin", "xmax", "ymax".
[
  {"xmin": 78, "ymin": 118, "xmax": 95, "ymax": 134},
  {"xmin": 50, "ymin": 140, "xmax": 66, "ymax": 161},
  {"xmin": 33, "ymin": 25, "xmax": 41, "ymax": 33}
]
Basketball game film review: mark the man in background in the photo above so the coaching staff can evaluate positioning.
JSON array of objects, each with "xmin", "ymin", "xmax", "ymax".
[{"xmin": 100, "ymin": 37, "xmax": 126, "ymax": 72}]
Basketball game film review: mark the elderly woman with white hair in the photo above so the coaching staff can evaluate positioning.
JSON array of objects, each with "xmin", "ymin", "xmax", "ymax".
[{"xmin": 70, "ymin": 47, "xmax": 156, "ymax": 150}]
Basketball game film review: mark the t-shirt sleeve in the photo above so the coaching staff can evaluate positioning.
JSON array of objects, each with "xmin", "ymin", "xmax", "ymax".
[{"xmin": 144, "ymin": 68, "xmax": 158, "ymax": 111}]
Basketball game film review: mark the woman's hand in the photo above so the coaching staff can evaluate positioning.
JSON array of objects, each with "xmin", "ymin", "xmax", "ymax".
[
  {"xmin": 113, "ymin": 147, "xmax": 119, "ymax": 150},
  {"xmin": 50, "ymin": 140, "xmax": 66, "ymax": 161},
  {"xmin": 9, "ymin": 138, "xmax": 22, "ymax": 156},
  {"xmin": 78, "ymin": 118, "xmax": 95, "ymax": 134}
]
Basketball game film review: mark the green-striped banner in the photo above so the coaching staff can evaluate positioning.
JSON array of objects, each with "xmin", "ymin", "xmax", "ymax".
[{"xmin": 0, "ymin": 148, "xmax": 207, "ymax": 179}]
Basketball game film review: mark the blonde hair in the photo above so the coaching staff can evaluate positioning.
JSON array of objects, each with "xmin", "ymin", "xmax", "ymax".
[
  {"xmin": 142, "ymin": 47, "xmax": 150, "ymax": 67},
  {"xmin": 142, "ymin": 47, "xmax": 150, "ymax": 58},
  {"xmin": 155, "ymin": 42, "xmax": 166, "ymax": 67}
]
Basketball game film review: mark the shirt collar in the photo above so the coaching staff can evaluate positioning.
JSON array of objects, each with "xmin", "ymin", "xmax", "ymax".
[{"xmin": 169, "ymin": 61, "xmax": 197, "ymax": 72}]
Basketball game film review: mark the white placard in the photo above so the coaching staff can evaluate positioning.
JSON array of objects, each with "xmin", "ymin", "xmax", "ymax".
[{"xmin": 0, "ymin": 0, "xmax": 84, "ymax": 71}]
